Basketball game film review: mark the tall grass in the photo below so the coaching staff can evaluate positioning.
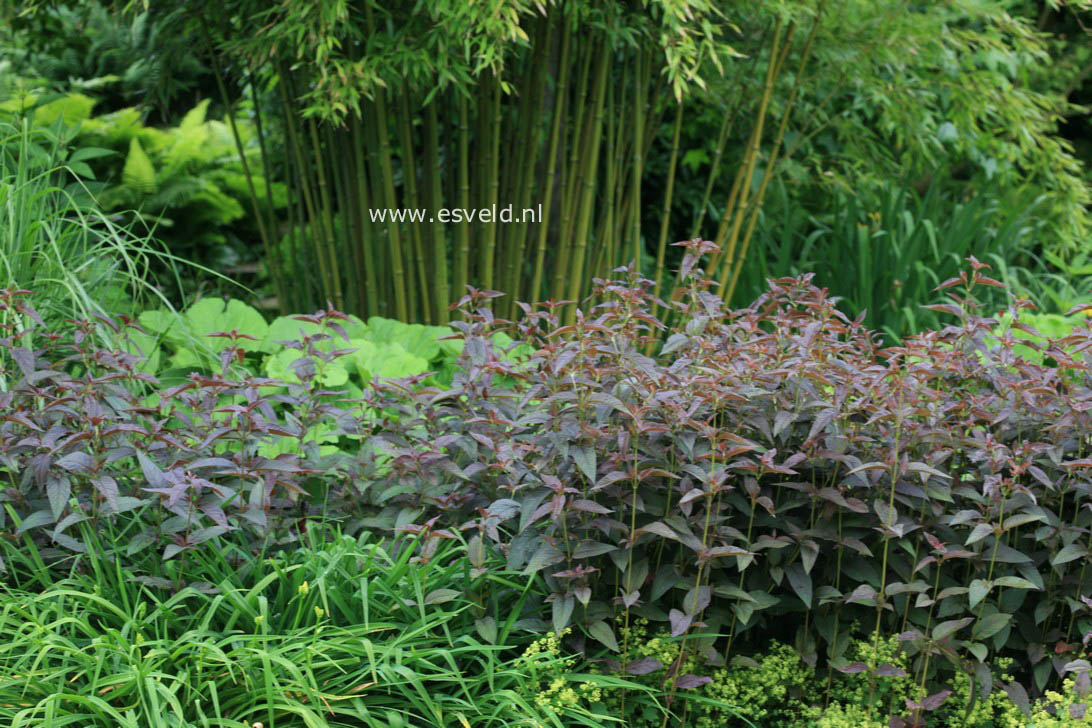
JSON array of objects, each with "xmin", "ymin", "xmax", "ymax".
[
  {"xmin": 0, "ymin": 118, "xmax": 242, "ymax": 387},
  {"xmin": 0, "ymin": 520, "xmax": 636, "ymax": 728},
  {"xmin": 729, "ymin": 178, "xmax": 1048, "ymax": 341},
  {"xmin": 1, "ymin": 121, "xmax": 152, "ymax": 320}
]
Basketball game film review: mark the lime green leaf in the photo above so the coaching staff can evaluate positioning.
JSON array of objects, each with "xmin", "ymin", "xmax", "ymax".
[
  {"xmin": 349, "ymin": 341, "xmax": 428, "ymax": 381},
  {"xmin": 183, "ymin": 298, "xmax": 268, "ymax": 354},
  {"xmin": 263, "ymin": 349, "xmax": 348, "ymax": 388},
  {"xmin": 122, "ymin": 137, "xmax": 157, "ymax": 195},
  {"xmin": 179, "ymin": 99, "xmax": 210, "ymax": 131},
  {"xmin": 34, "ymin": 93, "xmax": 96, "ymax": 126},
  {"xmin": 364, "ymin": 316, "xmax": 447, "ymax": 361}
]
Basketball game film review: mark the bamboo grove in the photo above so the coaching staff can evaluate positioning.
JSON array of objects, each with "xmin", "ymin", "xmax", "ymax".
[{"xmin": 201, "ymin": 1, "xmax": 822, "ymax": 325}]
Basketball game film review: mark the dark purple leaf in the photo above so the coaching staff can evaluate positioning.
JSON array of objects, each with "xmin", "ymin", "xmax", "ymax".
[
  {"xmin": 626, "ymin": 658, "xmax": 663, "ymax": 675},
  {"xmin": 673, "ymin": 674, "xmax": 712, "ymax": 690},
  {"xmin": 837, "ymin": 662, "xmax": 868, "ymax": 674},
  {"xmin": 669, "ymin": 609, "xmax": 693, "ymax": 637}
]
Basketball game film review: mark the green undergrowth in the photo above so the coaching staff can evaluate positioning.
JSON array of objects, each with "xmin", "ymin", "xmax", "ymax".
[
  {"xmin": 0, "ymin": 525, "xmax": 617, "ymax": 728},
  {"xmin": 530, "ymin": 620, "xmax": 1087, "ymax": 727}
]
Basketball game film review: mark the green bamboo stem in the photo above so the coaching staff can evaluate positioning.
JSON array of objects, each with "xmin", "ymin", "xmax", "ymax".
[
  {"xmin": 306, "ymin": 117, "xmax": 344, "ymax": 310},
  {"xmin": 199, "ymin": 16, "xmax": 284, "ymax": 309},
  {"xmin": 724, "ymin": 5, "xmax": 825, "ymax": 305},
  {"xmin": 455, "ymin": 93, "xmax": 471, "ymax": 306},
  {"xmin": 551, "ymin": 40, "xmax": 594, "ymax": 303},
  {"xmin": 564, "ymin": 38, "xmax": 610, "ymax": 324},
  {"xmin": 650, "ymin": 101, "xmax": 684, "ymax": 326},
  {"xmin": 279, "ymin": 70, "xmax": 330, "ymax": 310},
  {"xmin": 713, "ymin": 21, "xmax": 793, "ymax": 289},
  {"xmin": 246, "ymin": 70, "xmax": 286, "ymax": 314},
  {"xmin": 688, "ymin": 23, "xmax": 768, "ymax": 242},
  {"xmin": 372, "ymin": 88, "xmax": 409, "ymax": 321},
  {"xmin": 363, "ymin": 99, "xmax": 393, "ymax": 314},
  {"xmin": 397, "ymin": 84, "xmax": 428, "ymax": 323},
  {"xmin": 328, "ymin": 125, "xmax": 359, "ymax": 313},
  {"xmin": 530, "ymin": 15, "xmax": 571, "ymax": 304},
  {"xmin": 591, "ymin": 69, "xmax": 618, "ymax": 285},
  {"xmin": 630, "ymin": 48, "xmax": 647, "ymax": 269},
  {"xmin": 350, "ymin": 113, "xmax": 380, "ymax": 317},
  {"xmin": 504, "ymin": 18, "xmax": 551, "ymax": 315},
  {"xmin": 479, "ymin": 75, "xmax": 502, "ymax": 292},
  {"xmin": 423, "ymin": 99, "xmax": 450, "ymax": 324}
]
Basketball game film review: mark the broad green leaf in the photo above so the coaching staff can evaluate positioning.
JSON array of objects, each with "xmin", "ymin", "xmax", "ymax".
[
  {"xmin": 786, "ymin": 562, "xmax": 813, "ymax": 608},
  {"xmin": 365, "ymin": 316, "xmax": 446, "ymax": 361},
  {"xmin": 993, "ymin": 576, "xmax": 1038, "ymax": 590},
  {"xmin": 122, "ymin": 329, "xmax": 161, "ymax": 374},
  {"xmin": 968, "ymin": 579, "xmax": 991, "ymax": 609},
  {"xmin": 1052, "ymin": 544, "xmax": 1088, "ymax": 566},
  {"xmin": 263, "ymin": 349, "xmax": 348, "ymax": 389},
  {"xmin": 525, "ymin": 541, "xmax": 565, "ymax": 575},
  {"xmin": 683, "ymin": 585, "xmax": 711, "ymax": 615},
  {"xmin": 1002, "ymin": 513, "xmax": 1046, "ymax": 531},
  {"xmin": 475, "ymin": 616, "xmax": 497, "ymax": 643},
  {"xmin": 587, "ymin": 621, "xmax": 620, "ymax": 652},
  {"xmin": 572, "ymin": 446, "xmax": 596, "ymax": 482},
  {"xmin": 424, "ymin": 588, "xmax": 460, "ymax": 605},
  {"xmin": 183, "ymin": 298, "xmax": 268, "ymax": 353},
  {"xmin": 15, "ymin": 509, "xmax": 55, "ymax": 535},
  {"xmin": 35, "ymin": 93, "xmax": 95, "ymax": 126},
  {"xmin": 138, "ymin": 309, "xmax": 180, "ymax": 337},
  {"xmin": 972, "ymin": 613, "xmax": 1012, "ymax": 640},
  {"xmin": 349, "ymin": 341, "xmax": 429, "ymax": 381},
  {"xmin": 552, "ymin": 595, "xmax": 574, "ymax": 635},
  {"xmin": 965, "ymin": 641, "xmax": 988, "ymax": 663},
  {"xmin": 179, "ymin": 99, "xmax": 210, "ymax": 131},
  {"xmin": 261, "ymin": 316, "xmax": 325, "ymax": 352},
  {"xmin": 933, "ymin": 617, "xmax": 974, "ymax": 641},
  {"xmin": 965, "ymin": 522, "xmax": 994, "ymax": 546}
]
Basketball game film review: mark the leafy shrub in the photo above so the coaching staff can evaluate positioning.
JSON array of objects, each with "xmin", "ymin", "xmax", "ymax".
[
  {"xmin": 355, "ymin": 243, "xmax": 1092, "ymax": 721},
  {"xmin": 9, "ymin": 241, "xmax": 1092, "ymax": 722},
  {"xmin": 0, "ymin": 288, "xmax": 523, "ymax": 568},
  {"xmin": 0, "ymin": 291, "xmax": 373, "ymax": 564},
  {"xmin": 989, "ymin": 307, "xmax": 1092, "ymax": 367}
]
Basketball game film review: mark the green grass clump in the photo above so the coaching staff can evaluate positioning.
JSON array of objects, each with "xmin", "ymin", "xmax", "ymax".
[{"xmin": 0, "ymin": 527, "xmax": 593, "ymax": 728}]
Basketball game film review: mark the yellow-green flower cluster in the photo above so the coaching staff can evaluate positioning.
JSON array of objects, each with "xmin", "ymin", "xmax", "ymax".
[
  {"xmin": 519, "ymin": 628, "xmax": 571, "ymax": 664},
  {"xmin": 1029, "ymin": 679, "xmax": 1092, "ymax": 726},
  {"xmin": 532, "ymin": 675, "xmax": 603, "ymax": 713},
  {"xmin": 810, "ymin": 702, "xmax": 887, "ymax": 728},
  {"xmin": 516, "ymin": 628, "xmax": 603, "ymax": 717},
  {"xmin": 822, "ymin": 635, "xmax": 920, "ymax": 714},
  {"xmin": 916, "ymin": 660, "xmax": 1020, "ymax": 728},
  {"xmin": 696, "ymin": 642, "xmax": 812, "ymax": 728}
]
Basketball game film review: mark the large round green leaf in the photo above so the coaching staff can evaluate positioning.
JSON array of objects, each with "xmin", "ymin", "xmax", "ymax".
[
  {"xmin": 263, "ymin": 349, "xmax": 349, "ymax": 388},
  {"xmin": 347, "ymin": 339, "xmax": 429, "ymax": 381}
]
